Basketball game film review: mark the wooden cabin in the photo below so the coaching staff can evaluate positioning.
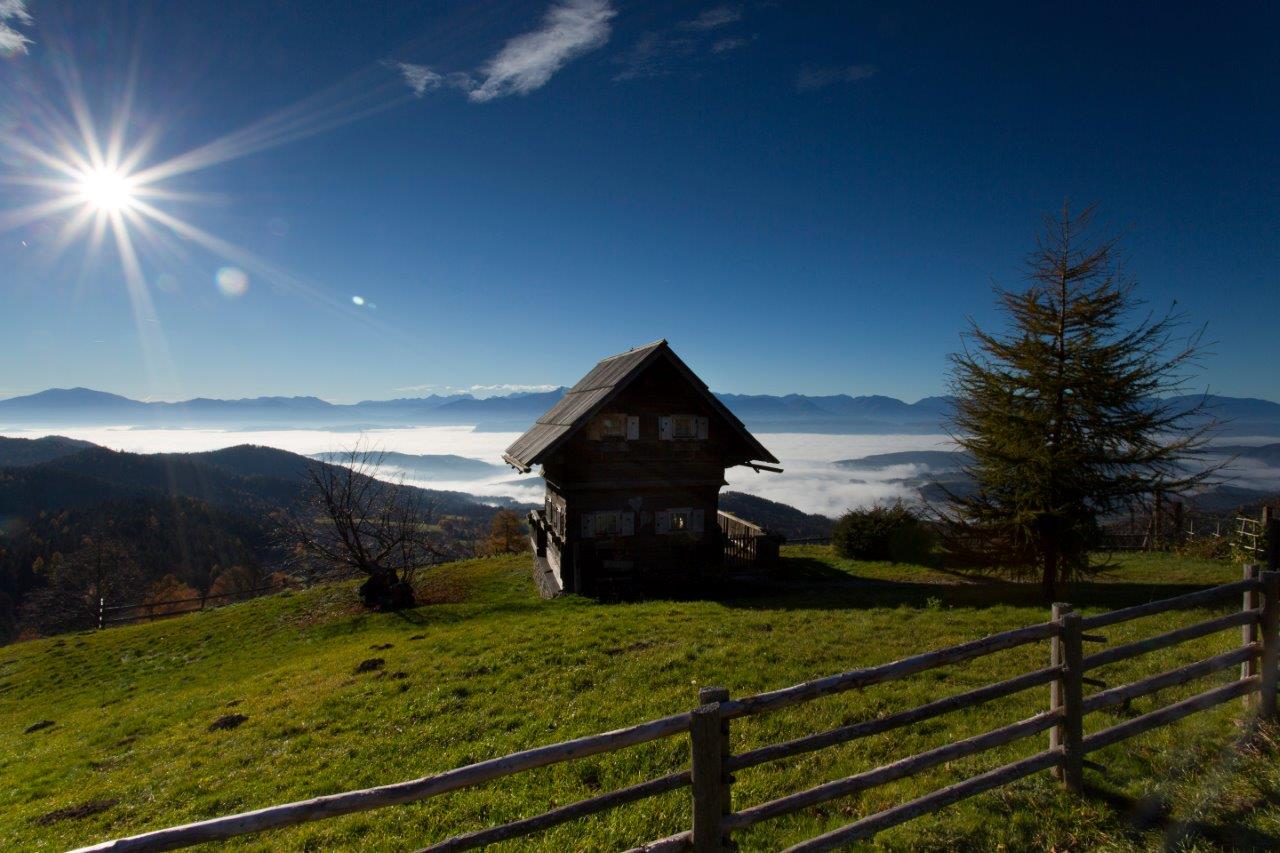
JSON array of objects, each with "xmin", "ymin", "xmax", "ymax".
[{"xmin": 503, "ymin": 340, "xmax": 781, "ymax": 596}]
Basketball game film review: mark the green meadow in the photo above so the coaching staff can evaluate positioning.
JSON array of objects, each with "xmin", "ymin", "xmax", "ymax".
[{"xmin": 3, "ymin": 547, "xmax": 1277, "ymax": 851}]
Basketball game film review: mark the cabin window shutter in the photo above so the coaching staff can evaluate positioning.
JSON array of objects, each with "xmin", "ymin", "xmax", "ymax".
[
  {"xmin": 696, "ymin": 416, "xmax": 709, "ymax": 440},
  {"xmin": 655, "ymin": 510, "xmax": 670, "ymax": 534},
  {"xmin": 581, "ymin": 513, "xmax": 595, "ymax": 539},
  {"xmin": 621, "ymin": 512, "xmax": 635, "ymax": 536},
  {"xmin": 658, "ymin": 416, "xmax": 672, "ymax": 440},
  {"xmin": 691, "ymin": 509, "xmax": 705, "ymax": 533},
  {"xmin": 626, "ymin": 415, "xmax": 640, "ymax": 441}
]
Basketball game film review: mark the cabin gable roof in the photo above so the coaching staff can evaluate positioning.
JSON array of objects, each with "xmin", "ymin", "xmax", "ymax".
[{"xmin": 503, "ymin": 340, "xmax": 778, "ymax": 472}]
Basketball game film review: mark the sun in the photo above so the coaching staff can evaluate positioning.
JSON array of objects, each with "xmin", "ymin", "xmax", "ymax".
[{"xmin": 76, "ymin": 167, "xmax": 136, "ymax": 211}]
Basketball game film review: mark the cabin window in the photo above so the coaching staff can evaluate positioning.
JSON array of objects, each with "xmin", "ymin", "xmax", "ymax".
[
  {"xmin": 596, "ymin": 511, "xmax": 621, "ymax": 536},
  {"xmin": 581, "ymin": 510, "xmax": 635, "ymax": 538},
  {"xmin": 591, "ymin": 414, "xmax": 640, "ymax": 440},
  {"xmin": 659, "ymin": 415, "xmax": 709, "ymax": 440},
  {"xmin": 655, "ymin": 508, "xmax": 705, "ymax": 534}
]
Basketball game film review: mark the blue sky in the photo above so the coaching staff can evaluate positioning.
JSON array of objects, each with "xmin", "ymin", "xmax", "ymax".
[{"xmin": 1, "ymin": 1, "xmax": 1277, "ymax": 403}]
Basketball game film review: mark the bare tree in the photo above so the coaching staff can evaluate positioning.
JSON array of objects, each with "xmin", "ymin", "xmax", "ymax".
[{"xmin": 284, "ymin": 444, "xmax": 443, "ymax": 610}]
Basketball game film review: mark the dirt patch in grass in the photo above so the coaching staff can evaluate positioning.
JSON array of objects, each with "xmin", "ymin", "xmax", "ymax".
[
  {"xmin": 24, "ymin": 719, "xmax": 54, "ymax": 733},
  {"xmin": 354, "ymin": 658, "xmax": 385, "ymax": 674},
  {"xmin": 33, "ymin": 798, "xmax": 118, "ymax": 825},
  {"xmin": 208, "ymin": 713, "xmax": 248, "ymax": 731}
]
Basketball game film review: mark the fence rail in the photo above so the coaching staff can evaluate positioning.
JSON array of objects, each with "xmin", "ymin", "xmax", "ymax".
[
  {"xmin": 98, "ymin": 583, "xmax": 287, "ymax": 628},
  {"xmin": 74, "ymin": 565, "xmax": 1280, "ymax": 853}
]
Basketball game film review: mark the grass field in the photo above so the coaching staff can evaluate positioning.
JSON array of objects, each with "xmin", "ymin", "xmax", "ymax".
[{"xmin": 3, "ymin": 547, "xmax": 1279, "ymax": 851}]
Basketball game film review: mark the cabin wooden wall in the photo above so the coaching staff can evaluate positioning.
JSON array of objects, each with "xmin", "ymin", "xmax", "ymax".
[{"xmin": 538, "ymin": 358, "xmax": 749, "ymax": 593}]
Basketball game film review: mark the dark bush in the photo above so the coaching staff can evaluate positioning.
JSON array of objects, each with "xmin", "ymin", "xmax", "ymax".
[{"xmin": 832, "ymin": 502, "xmax": 934, "ymax": 563}]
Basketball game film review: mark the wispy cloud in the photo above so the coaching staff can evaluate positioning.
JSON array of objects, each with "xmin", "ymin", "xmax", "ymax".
[
  {"xmin": 613, "ymin": 5, "xmax": 751, "ymax": 82},
  {"xmin": 392, "ymin": 383, "xmax": 561, "ymax": 398},
  {"xmin": 0, "ymin": 0, "xmax": 33, "ymax": 56},
  {"xmin": 386, "ymin": 62, "xmax": 476, "ymax": 98},
  {"xmin": 678, "ymin": 6, "xmax": 742, "ymax": 31},
  {"xmin": 391, "ymin": 0, "xmax": 615, "ymax": 103},
  {"xmin": 470, "ymin": 383, "xmax": 561, "ymax": 396},
  {"xmin": 470, "ymin": 0, "xmax": 615, "ymax": 102},
  {"xmin": 796, "ymin": 64, "xmax": 878, "ymax": 92},
  {"xmin": 390, "ymin": 62, "xmax": 441, "ymax": 97},
  {"xmin": 711, "ymin": 35, "xmax": 753, "ymax": 54},
  {"xmin": 612, "ymin": 31, "xmax": 697, "ymax": 82}
]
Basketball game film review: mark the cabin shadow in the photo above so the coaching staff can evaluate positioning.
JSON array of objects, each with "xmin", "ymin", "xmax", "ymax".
[{"xmin": 658, "ymin": 554, "xmax": 1251, "ymax": 614}]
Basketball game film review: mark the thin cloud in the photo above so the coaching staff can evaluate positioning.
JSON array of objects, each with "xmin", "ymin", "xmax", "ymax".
[
  {"xmin": 711, "ymin": 35, "xmax": 753, "ymax": 54},
  {"xmin": 0, "ymin": 0, "xmax": 33, "ymax": 56},
  {"xmin": 391, "ymin": 383, "xmax": 560, "ymax": 398},
  {"xmin": 469, "ymin": 383, "xmax": 560, "ymax": 396},
  {"xmin": 797, "ymin": 64, "xmax": 878, "ymax": 92},
  {"xmin": 679, "ymin": 6, "xmax": 742, "ymax": 31},
  {"xmin": 390, "ymin": 0, "xmax": 615, "ymax": 103},
  {"xmin": 471, "ymin": 0, "xmax": 615, "ymax": 102},
  {"xmin": 390, "ymin": 62, "xmax": 442, "ymax": 97},
  {"xmin": 612, "ymin": 31, "xmax": 697, "ymax": 81}
]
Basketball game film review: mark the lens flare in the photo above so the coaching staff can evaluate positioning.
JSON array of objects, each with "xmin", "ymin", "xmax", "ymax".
[{"xmin": 215, "ymin": 266, "xmax": 249, "ymax": 297}]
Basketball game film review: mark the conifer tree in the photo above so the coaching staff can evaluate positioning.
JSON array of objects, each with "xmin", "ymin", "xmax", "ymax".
[{"xmin": 944, "ymin": 205, "xmax": 1217, "ymax": 598}]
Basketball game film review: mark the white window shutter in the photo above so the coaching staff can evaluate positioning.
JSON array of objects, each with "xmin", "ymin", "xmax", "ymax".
[
  {"xmin": 655, "ymin": 510, "xmax": 670, "ymax": 534},
  {"xmin": 691, "ymin": 509, "xmax": 705, "ymax": 533},
  {"xmin": 696, "ymin": 416, "xmax": 709, "ymax": 439},
  {"xmin": 658, "ymin": 416, "xmax": 672, "ymax": 440},
  {"xmin": 626, "ymin": 415, "xmax": 640, "ymax": 440},
  {"xmin": 621, "ymin": 512, "xmax": 635, "ymax": 536},
  {"xmin": 581, "ymin": 513, "xmax": 595, "ymax": 539}
]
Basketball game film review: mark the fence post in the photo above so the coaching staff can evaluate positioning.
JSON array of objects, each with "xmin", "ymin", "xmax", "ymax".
[
  {"xmin": 691, "ymin": 686, "xmax": 730, "ymax": 851},
  {"xmin": 1259, "ymin": 571, "xmax": 1280, "ymax": 722},
  {"xmin": 1244, "ymin": 564, "xmax": 1261, "ymax": 709},
  {"xmin": 1266, "ymin": 514, "xmax": 1279, "ymax": 572},
  {"xmin": 1060, "ymin": 611, "xmax": 1084, "ymax": 793},
  {"xmin": 1049, "ymin": 602, "xmax": 1071, "ymax": 780}
]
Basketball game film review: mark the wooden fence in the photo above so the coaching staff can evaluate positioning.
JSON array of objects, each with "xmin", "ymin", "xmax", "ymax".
[
  {"xmin": 98, "ymin": 584, "xmax": 287, "ymax": 628},
  {"xmin": 75, "ymin": 566, "xmax": 1280, "ymax": 853},
  {"xmin": 717, "ymin": 511, "xmax": 782, "ymax": 570}
]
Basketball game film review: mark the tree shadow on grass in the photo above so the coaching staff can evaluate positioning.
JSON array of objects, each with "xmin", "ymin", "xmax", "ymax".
[{"xmin": 705, "ymin": 556, "xmax": 1247, "ymax": 614}]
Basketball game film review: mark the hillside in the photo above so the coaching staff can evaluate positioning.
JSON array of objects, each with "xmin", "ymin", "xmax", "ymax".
[
  {"xmin": 3, "ymin": 548, "xmax": 1276, "ymax": 850},
  {"xmin": 0, "ymin": 440, "xmax": 528, "ymax": 641}
]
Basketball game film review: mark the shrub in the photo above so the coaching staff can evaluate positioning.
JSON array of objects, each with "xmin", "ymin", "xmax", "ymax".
[{"xmin": 832, "ymin": 502, "xmax": 934, "ymax": 564}]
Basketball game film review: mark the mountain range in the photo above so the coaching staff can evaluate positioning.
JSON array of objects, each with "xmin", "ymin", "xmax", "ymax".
[{"xmin": 5, "ymin": 388, "xmax": 1278, "ymax": 436}]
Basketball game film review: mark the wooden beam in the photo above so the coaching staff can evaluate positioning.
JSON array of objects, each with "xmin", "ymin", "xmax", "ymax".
[
  {"xmin": 723, "ymin": 710, "xmax": 1062, "ymax": 830},
  {"xmin": 418, "ymin": 770, "xmax": 690, "ymax": 852},
  {"xmin": 728, "ymin": 665, "xmax": 1058, "ymax": 772},
  {"xmin": 720, "ymin": 621, "xmax": 1058, "ymax": 720},
  {"xmin": 71, "ymin": 712, "xmax": 693, "ymax": 852},
  {"xmin": 1083, "ymin": 609, "xmax": 1258, "ymax": 671},
  {"xmin": 779, "ymin": 749, "xmax": 1062, "ymax": 852},
  {"xmin": 1081, "ymin": 677, "xmax": 1258, "ymax": 755},
  {"xmin": 1081, "ymin": 645, "xmax": 1258, "ymax": 715},
  {"xmin": 1080, "ymin": 578, "xmax": 1260, "ymax": 630}
]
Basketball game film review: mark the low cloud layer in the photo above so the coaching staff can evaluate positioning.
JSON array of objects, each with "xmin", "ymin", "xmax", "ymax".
[
  {"xmin": 392, "ymin": 0, "xmax": 615, "ymax": 102},
  {"xmin": 0, "ymin": 0, "xmax": 33, "ymax": 56}
]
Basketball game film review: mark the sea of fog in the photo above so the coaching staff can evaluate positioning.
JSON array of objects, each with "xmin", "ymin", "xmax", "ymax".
[
  {"xmin": 0, "ymin": 425, "xmax": 963, "ymax": 516},
  {"xmin": 8, "ymin": 425, "xmax": 1277, "ymax": 517}
]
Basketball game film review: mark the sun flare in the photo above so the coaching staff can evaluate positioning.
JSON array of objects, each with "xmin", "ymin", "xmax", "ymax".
[{"xmin": 76, "ymin": 167, "xmax": 136, "ymax": 211}]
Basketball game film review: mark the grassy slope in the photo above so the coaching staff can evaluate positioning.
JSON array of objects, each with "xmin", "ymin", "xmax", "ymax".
[{"xmin": 3, "ymin": 548, "xmax": 1279, "ymax": 851}]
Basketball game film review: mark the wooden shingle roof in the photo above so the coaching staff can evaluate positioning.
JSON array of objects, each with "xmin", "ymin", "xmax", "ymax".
[{"xmin": 503, "ymin": 340, "xmax": 779, "ymax": 472}]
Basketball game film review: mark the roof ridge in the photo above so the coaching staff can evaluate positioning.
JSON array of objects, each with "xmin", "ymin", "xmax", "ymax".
[{"xmin": 596, "ymin": 338, "xmax": 667, "ymax": 362}]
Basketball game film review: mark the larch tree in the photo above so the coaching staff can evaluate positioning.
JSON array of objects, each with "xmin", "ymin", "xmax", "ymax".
[{"xmin": 943, "ymin": 205, "xmax": 1218, "ymax": 599}]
